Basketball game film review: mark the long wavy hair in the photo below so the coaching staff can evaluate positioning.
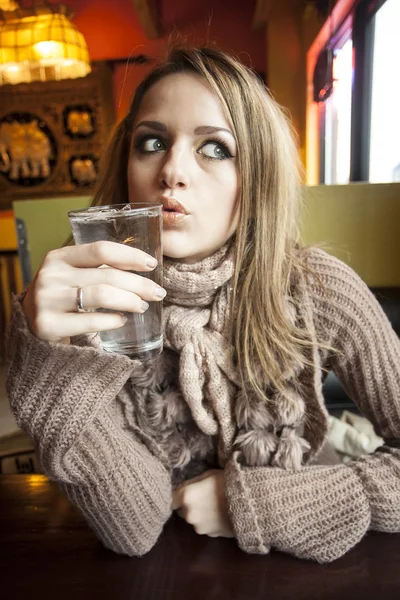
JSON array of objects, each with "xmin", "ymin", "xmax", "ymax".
[{"xmin": 92, "ymin": 45, "xmax": 316, "ymax": 401}]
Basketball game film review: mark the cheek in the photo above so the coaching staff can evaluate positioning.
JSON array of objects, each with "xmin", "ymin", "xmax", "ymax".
[
  {"xmin": 221, "ymin": 170, "xmax": 239, "ymax": 225},
  {"xmin": 231, "ymin": 198, "xmax": 240, "ymax": 226},
  {"xmin": 203, "ymin": 186, "xmax": 238, "ymax": 239},
  {"xmin": 208, "ymin": 163, "xmax": 238, "ymax": 199},
  {"xmin": 227, "ymin": 197, "xmax": 240, "ymax": 236},
  {"xmin": 203, "ymin": 179, "xmax": 237, "ymax": 233},
  {"xmin": 127, "ymin": 161, "xmax": 149, "ymax": 201},
  {"xmin": 127, "ymin": 161, "xmax": 135, "ymax": 190}
]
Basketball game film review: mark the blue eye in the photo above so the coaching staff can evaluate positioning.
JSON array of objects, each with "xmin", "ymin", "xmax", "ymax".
[
  {"xmin": 199, "ymin": 141, "xmax": 232, "ymax": 160},
  {"xmin": 135, "ymin": 136, "xmax": 165, "ymax": 153}
]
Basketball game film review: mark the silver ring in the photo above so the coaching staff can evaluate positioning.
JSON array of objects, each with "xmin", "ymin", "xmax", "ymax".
[{"xmin": 76, "ymin": 287, "xmax": 85, "ymax": 313}]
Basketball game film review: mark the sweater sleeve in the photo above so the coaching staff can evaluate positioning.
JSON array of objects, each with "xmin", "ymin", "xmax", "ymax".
[
  {"xmin": 224, "ymin": 250, "xmax": 400, "ymax": 563},
  {"xmin": 5, "ymin": 295, "xmax": 172, "ymax": 556}
]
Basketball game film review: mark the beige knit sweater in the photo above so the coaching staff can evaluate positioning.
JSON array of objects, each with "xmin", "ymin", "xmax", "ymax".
[{"xmin": 5, "ymin": 249, "xmax": 400, "ymax": 563}]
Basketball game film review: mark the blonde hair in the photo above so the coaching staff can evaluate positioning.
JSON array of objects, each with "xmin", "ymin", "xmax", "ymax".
[{"xmin": 92, "ymin": 45, "xmax": 316, "ymax": 401}]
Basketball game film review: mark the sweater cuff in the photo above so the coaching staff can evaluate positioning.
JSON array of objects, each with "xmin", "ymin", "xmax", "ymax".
[
  {"xmin": 224, "ymin": 452, "xmax": 371, "ymax": 563},
  {"xmin": 224, "ymin": 452, "xmax": 271, "ymax": 555}
]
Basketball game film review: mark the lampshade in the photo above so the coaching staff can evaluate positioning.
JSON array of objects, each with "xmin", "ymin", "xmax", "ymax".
[{"xmin": 0, "ymin": 5, "xmax": 91, "ymax": 85}]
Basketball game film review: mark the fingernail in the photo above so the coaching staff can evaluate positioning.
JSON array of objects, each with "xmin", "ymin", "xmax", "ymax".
[
  {"xmin": 146, "ymin": 257, "xmax": 158, "ymax": 268},
  {"xmin": 119, "ymin": 313, "xmax": 128, "ymax": 323},
  {"xmin": 141, "ymin": 301, "xmax": 149, "ymax": 312},
  {"xmin": 154, "ymin": 286, "xmax": 166, "ymax": 299}
]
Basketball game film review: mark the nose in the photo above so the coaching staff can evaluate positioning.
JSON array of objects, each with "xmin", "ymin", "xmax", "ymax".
[{"xmin": 158, "ymin": 146, "xmax": 190, "ymax": 190}]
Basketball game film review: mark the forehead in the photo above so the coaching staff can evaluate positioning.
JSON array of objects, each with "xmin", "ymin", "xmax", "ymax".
[{"xmin": 134, "ymin": 72, "xmax": 230, "ymax": 127}]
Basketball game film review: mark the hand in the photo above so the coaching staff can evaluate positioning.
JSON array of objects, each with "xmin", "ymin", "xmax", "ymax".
[
  {"xmin": 172, "ymin": 469, "xmax": 235, "ymax": 538},
  {"xmin": 22, "ymin": 241, "xmax": 166, "ymax": 344}
]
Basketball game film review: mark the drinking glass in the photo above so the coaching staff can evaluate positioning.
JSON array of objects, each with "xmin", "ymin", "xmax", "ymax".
[{"xmin": 68, "ymin": 203, "xmax": 163, "ymax": 359}]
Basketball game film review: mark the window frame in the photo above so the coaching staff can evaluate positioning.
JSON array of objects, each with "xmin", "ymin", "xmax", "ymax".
[
  {"xmin": 307, "ymin": 0, "xmax": 390, "ymax": 184},
  {"xmin": 350, "ymin": 0, "xmax": 386, "ymax": 181},
  {"xmin": 319, "ymin": 24, "xmax": 353, "ymax": 184}
]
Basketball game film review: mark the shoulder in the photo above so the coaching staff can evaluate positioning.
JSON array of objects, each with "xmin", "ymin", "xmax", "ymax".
[
  {"xmin": 299, "ymin": 246, "xmax": 372, "ymax": 306},
  {"xmin": 296, "ymin": 246, "xmax": 396, "ymax": 346}
]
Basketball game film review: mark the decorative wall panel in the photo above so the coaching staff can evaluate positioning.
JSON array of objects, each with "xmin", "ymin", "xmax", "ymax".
[{"xmin": 0, "ymin": 62, "xmax": 114, "ymax": 208}]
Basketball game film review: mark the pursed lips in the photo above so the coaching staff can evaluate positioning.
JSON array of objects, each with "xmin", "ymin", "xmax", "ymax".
[
  {"xmin": 159, "ymin": 197, "xmax": 189, "ymax": 225},
  {"xmin": 159, "ymin": 197, "xmax": 189, "ymax": 214}
]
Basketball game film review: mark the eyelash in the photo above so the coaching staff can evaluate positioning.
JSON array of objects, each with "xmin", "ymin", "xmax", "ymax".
[
  {"xmin": 202, "ymin": 138, "xmax": 233, "ymax": 161},
  {"xmin": 133, "ymin": 134, "xmax": 233, "ymax": 161},
  {"xmin": 133, "ymin": 134, "xmax": 164, "ymax": 153}
]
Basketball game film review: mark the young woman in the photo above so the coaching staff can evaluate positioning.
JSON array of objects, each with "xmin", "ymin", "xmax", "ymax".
[{"xmin": 6, "ymin": 46, "xmax": 400, "ymax": 563}]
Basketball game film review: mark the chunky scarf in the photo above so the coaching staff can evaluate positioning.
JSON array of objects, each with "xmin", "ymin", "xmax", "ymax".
[{"xmin": 162, "ymin": 242, "xmax": 320, "ymax": 471}]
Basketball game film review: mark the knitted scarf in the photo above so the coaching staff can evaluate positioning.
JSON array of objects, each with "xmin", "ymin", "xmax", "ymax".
[{"xmin": 162, "ymin": 242, "xmax": 317, "ymax": 471}]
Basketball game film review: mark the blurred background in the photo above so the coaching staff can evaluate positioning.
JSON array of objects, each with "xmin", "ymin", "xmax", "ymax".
[{"xmin": 0, "ymin": 0, "xmax": 398, "ymax": 470}]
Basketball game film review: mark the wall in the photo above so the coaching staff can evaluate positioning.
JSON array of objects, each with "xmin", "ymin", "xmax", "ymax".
[
  {"xmin": 265, "ymin": 0, "xmax": 326, "ymax": 167},
  {"xmin": 301, "ymin": 183, "xmax": 400, "ymax": 287},
  {"xmin": 13, "ymin": 196, "xmax": 92, "ymax": 279},
  {"xmin": 64, "ymin": 0, "xmax": 266, "ymax": 121},
  {"xmin": 266, "ymin": 0, "xmax": 304, "ymax": 160}
]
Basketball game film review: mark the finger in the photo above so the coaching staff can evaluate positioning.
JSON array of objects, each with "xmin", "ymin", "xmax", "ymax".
[
  {"xmin": 73, "ymin": 285, "xmax": 152, "ymax": 313},
  {"xmin": 65, "ymin": 282, "xmax": 164, "ymax": 313},
  {"xmin": 34, "ymin": 268, "xmax": 165, "ymax": 314},
  {"xmin": 49, "ymin": 241, "xmax": 158, "ymax": 271},
  {"xmin": 72, "ymin": 268, "xmax": 166, "ymax": 301},
  {"xmin": 33, "ymin": 285, "xmax": 155, "ymax": 317},
  {"xmin": 35, "ymin": 311, "xmax": 128, "ymax": 341}
]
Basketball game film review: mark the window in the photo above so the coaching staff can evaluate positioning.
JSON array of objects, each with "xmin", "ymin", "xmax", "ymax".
[
  {"xmin": 323, "ymin": 38, "xmax": 353, "ymax": 184},
  {"xmin": 368, "ymin": 0, "xmax": 400, "ymax": 182},
  {"xmin": 313, "ymin": 0, "xmax": 398, "ymax": 184}
]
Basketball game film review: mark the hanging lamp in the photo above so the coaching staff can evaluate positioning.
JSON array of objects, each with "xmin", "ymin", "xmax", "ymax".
[{"xmin": 0, "ymin": 1, "xmax": 91, "ymax": 86}]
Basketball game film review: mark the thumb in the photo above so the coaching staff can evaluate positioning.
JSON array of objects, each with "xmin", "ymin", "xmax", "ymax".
[{"xmin": 171, "ymin": 469, "xmax": 223, "ymax": 510}]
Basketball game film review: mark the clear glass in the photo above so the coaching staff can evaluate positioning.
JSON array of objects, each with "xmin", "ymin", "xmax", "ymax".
[
  {"xmin": 369, "ymin": 0, "xmax": 400, "ymax": 183},
  {"xmin": 68, "ymin": 203, "xmax": 163, "ymax": 359}
]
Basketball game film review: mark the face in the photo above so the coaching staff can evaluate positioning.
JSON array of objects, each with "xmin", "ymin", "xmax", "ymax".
[{"xmin": 127, "ymin": 72, "xmax": 239, "ymax": 263}]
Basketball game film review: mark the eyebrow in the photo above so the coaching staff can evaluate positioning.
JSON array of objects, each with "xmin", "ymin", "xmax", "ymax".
[
  {"xmin": 135, "ymin": 120, "xmax": 167, "ymax": 132},
  {"xmin": 135, "ymin": 120, "xmax": 234, "ymax": 137},
  {"xmin": 194, "ymin": 125, "xmax": 233, "ymax": 137}
]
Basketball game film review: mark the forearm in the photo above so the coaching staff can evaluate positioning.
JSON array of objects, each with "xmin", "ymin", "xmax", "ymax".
[
  {"xmin": 225, "ymin": 437, "xmax": 400, "ymax": 562},
  {"xmin": 60, "ymin": 406, "xmax": 172, "ymax": 556},
  {"xmin": 224, "ymin": 452, "xmax": 371, "ymax": 562}
]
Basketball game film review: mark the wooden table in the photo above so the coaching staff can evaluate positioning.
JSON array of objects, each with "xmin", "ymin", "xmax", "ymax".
[{"xmin": 1, "ymin": 475, "xmax": 400, "ymax": 599}]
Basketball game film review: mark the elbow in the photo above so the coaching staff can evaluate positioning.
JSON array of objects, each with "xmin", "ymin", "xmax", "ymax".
[
  {"xmin": 75, "ymin": 482, "xmax": 174, "ymax": 558},
  {"xmin": 105, "ymin": 533, "xmax": 163, "ymax": 558},
  {"xmin": 101, "ymin": 513, "xmax": 172, "ymax": 558}
]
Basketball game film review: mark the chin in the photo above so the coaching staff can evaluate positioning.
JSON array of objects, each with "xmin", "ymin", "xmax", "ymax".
[
  {"xmin": 162, "ymin": 231, "xmax": 196, "ymax": 262},
  {"xmin": 162, "ymin": 240, "xmax": 206, "ymax": 264},
  {"xmin": 163, "ymin": 247, "xmax": 196, "ymax": 262},
  {"xmin": 162, "ymin": 230, "xmax": 232, "ymax": 264},
  {"xmin": 162, "ymin": 238, "xmax": 188, "ymax": 259}
]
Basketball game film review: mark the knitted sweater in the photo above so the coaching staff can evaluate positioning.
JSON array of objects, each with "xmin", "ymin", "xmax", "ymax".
[{"xmin": 5, "ymin": 248, "xmax": 400, "ymax": 563}]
